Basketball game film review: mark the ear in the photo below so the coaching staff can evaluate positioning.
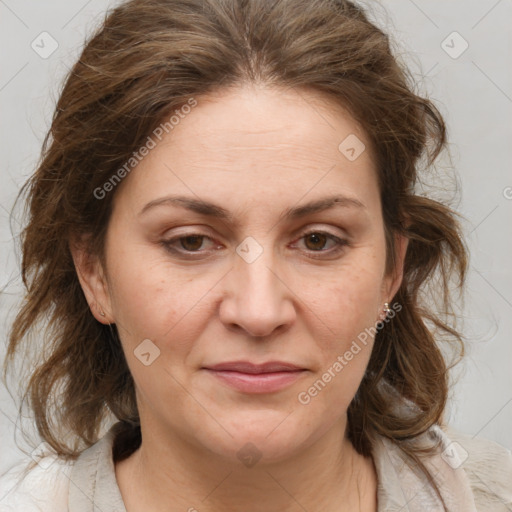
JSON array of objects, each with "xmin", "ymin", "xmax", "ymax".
[
  {"xmin": 69, "ymin": 234, "xmax": 113, "ymax": 324},
  {"xmin": 382, "ymin": 232, "xmax": 409, "ymax": 304}
]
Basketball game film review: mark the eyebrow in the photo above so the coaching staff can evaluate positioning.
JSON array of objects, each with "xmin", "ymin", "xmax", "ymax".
[{"xmin": 138, "ymin": 194, "xmax": 366, "ymax": 223}]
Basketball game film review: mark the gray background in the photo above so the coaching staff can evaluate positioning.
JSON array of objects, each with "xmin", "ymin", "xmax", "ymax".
[{"xmin": 1, "ymin": 0, "xmax": 511, "ymax": 474}]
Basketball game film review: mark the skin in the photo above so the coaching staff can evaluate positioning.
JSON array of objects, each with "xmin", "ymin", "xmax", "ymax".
[{"xmin": 72, "ymin": 83, "xmax": 408, "ymax": 512}]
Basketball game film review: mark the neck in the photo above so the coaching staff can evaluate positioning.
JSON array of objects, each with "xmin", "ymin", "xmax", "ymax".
[{"xmin": 115, "ymin": 415, "xmax": 378, "ymax": 512}]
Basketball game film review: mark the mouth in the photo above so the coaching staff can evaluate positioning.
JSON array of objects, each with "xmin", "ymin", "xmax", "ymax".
[{"xmin": 202, "ymin": 361, "xmax": 308, "ymax": 394}]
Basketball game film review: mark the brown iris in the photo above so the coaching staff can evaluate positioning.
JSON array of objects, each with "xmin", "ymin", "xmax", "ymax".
[
  {"xmin": 304, "ymin": 233, "xmax": 328, "ymax": 251},
  {"xmin": 180, "ymin": 235, "xmax": 205, "ymax": 251}
]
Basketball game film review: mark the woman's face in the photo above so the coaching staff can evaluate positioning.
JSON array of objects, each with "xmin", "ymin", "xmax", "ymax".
[{"xmin": 76, "ymin": 84, "xmax": 406, "ymax": 463}]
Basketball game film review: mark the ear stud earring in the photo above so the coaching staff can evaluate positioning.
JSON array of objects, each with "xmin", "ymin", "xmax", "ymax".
[{"xmin": 378, "ymin": 302, "xmax": 391, "ymax": 322}]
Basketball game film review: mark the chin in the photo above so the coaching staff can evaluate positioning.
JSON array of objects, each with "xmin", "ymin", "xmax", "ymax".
[{"xmin": 195, "ymin": 416, "xmax": 315, "ymax": 466}]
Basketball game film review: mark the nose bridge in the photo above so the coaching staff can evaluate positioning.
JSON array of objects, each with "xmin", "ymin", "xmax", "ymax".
[
  {"xmin": 239, "ymin": 242, "xmax": 277, "ymax": 299},
  {"xmin": 222, "ymin": 235, "xmax": 294, "ymax": 337},
  {"xmin": 236, "ymin": 235, "xmax": 281, "ymax": 305}
]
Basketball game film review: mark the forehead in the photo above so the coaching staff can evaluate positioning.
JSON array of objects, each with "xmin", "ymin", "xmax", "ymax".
[
  {"xmin": 113, "ymin": 84, "xmax": 380, "ymax": 218},
  {"xmin": 168, "ymin": 84, "xmax": 370, "ymax": 161}
]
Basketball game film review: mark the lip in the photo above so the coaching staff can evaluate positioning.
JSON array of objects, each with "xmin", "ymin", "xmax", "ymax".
[
  {"xmin": 205, "ymin": 361, "xmax": 305, "ymax": 373},
  {"xmin": 202, "ymin": 361, "xmax": 307, "ymax": 394}
]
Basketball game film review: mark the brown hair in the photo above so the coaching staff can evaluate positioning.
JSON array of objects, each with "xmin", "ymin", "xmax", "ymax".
[{"xmin": 4, "ymin": 0, "xmax": 467, "ymax": 506}]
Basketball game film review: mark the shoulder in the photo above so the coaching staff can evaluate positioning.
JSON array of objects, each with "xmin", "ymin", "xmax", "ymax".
[
  {"xmin": 440, "ymin": 425, "xmax": 512, "ymax": 511},
  {"xmin": 0, "ymin": 423, "xmax": 126, "ymax": 512},
  {"xmin": 371, "ymin": 418, "xmax": 512, "ymax": 512},
  {"xmin": 375, "ymin": 381, "xmax": 512, "ymax": 510},
  {"xmin": 0, "ymin": 452, "xmax": 74, "ymax": 511}
]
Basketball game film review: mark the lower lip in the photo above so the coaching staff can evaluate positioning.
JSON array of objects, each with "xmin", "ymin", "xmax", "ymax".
[{"xmin": 204, "ymin": 369, "xmax": 306, "ymax": 393}]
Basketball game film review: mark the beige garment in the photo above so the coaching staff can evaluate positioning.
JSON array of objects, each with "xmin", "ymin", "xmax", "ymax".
[{"xmin": 1, "ymin": 421, "xmax": 511, "ymax": 511}]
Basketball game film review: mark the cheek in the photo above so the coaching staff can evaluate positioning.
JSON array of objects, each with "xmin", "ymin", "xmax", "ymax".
[
  {"xmin": 297, "ymin": 264, "xmax": 384, "ymax": 414},
  {"xmin": 308, "ymin": 256, "xmax": 385, "ymax": 353},
  {"xmin": 105, "ymin": 244, "xmax": 209, "ymax": 350},
  {"xmin": 106, "ymin": 255, "xmax": 212, "ymax": 406}
]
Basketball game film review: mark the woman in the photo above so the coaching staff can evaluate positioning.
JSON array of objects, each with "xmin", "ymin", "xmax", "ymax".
[{"xmin": 1, "ymin": 0, "xmax": 511, "ymax": 510}]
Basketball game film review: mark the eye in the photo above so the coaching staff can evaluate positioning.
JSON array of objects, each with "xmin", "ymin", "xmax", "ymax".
[
  {"xmin": 294, "ymin": 230, "xmax": 349, "ymax": 257},
  {"xmin": 161, "ymin": 233, "xmax": 217, "ymax": 256},
  {"xmin": 161, "ymin": 230, "xmax": 349, "ymax": 258}
]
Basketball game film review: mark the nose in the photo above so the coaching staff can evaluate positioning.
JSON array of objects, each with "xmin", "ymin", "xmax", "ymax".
[{"xmin": 219, "ymin": 243, "xmax": 296, "ymax": 338}]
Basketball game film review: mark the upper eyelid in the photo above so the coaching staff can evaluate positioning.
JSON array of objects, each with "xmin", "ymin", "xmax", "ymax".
[
  {"xmin": 163, "ymin": 226, "xmax": 346, "ymax": 243},
  {"xmin": 164, "ymin": 222, "xmax": 347, "ymax": 237}
]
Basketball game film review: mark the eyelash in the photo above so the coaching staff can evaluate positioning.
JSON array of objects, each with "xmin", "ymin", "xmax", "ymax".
[{"xmin": 161, "ymin": 230, "xmax": 349, "ymax": 259}]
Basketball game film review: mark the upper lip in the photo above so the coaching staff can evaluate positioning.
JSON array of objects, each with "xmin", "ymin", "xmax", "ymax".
[{"xmin": 204, "ymin": 361, "xmax": 305, "ymax": 374}]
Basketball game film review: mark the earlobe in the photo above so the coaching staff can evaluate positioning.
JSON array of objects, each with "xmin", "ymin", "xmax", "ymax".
[{"xmin": 69, "ymin": 235, "xmax": 113, "ymax": 324}]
